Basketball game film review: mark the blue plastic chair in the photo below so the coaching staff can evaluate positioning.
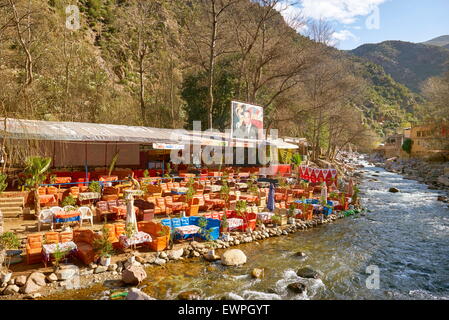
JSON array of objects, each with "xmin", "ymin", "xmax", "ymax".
[
  {"xmin": 181, "ymin": 217, "xmax": 190, "ymax": 226},
  {"xmin": 161, "ymin": 219, "xmax": 172, "ymax": 228},
  {"xmin": 171, "ymin": 218, "xmax": 181, "ymax": 229}
]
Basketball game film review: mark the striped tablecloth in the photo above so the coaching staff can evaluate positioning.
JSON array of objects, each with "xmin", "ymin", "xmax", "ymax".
[
  {"xmin": 119, "ymin": 232, "xmax": 152, "ymax": 248},
  {"xmin": 174, "ymin": 225, "xmax": 201, "ymax": 236},
  {"xmin": 227, "ymin": 218, "xmax": 244, "ymax": 230}
]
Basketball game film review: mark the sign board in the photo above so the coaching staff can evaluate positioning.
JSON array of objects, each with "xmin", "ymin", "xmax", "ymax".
[
  {"xmin": 152, "ymin": 143, "xmax": 185, "ymax": 150},
  {"xmin": 231, "ymin": 101, "xmax": 263, "ymax": 139}
]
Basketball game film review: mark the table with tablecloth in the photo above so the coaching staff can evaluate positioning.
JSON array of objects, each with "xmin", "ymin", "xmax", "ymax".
[
  {"xmin": 119, "ymin": 231, "xmax": 152, "ymax": 248},
  {"xmin": 174, "ymin": 225, "xmax": 201, "ymax": 237},
  {"xmin": 53, "ymin": 211, "xmax": 81, "ymax": 223},
  {"xmin": 171, "ymin": 187, "xmax": 188, "ymax": 195},
  {"xmin": 42, "ymin": 241, "xmax": 77, "ymax": 266},
  {"xmin": 78, "ymin": 192, "xmax": 101, "ymax": 201},
  {"xmin": 39, "ymin": 194, "xmax": 57, "ymax": 205},
  {"xmin": 54, "ymin": 177, "xmax": 72, "ymax": 184},
  {"xmin": 227, "ymin": 218, "xmax": 244, "ymax": 230},
  {"xmin": 257, "ymin": 212, "xmax": 275, "ymax": 222}
]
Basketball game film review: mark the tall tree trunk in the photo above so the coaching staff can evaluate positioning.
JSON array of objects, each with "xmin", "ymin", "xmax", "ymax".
[
  {"xmin": 207, "ymin": 2, "xmax": 218, "ymax": 129},
  {"xmin": 139, "ymin": 57, "xmax": 146, "ymax": 124},
  {"xmin": 33, "ymin": 187, "xmax": 40, "ymax": 216}
]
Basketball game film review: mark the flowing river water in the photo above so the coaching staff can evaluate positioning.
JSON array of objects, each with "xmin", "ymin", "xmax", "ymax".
[{"xmin": 45, "ymin": 160, "xmax": 449, "ymax": 300}]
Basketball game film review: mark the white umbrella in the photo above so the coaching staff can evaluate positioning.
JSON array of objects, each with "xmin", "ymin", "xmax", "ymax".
[
  {"xmin": 124, "ymin": 189, "xmax": 143, "ymax": 234},
  {"xmin": 320, "ymin": 182, "xmax": 328, "ymax": 204}
]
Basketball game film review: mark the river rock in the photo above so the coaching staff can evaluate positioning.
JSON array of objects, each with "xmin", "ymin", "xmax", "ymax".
[
  {"xmin": 437, "ymin": 175, "xmax": 449, "ymax": 187},
  {"xmin": 221, "ymin": 249, "xmax": 247, "ymax": 266},
  {"xmin": 204, "ymin": 250, "xmax": 220, "ymax": 262},
  {"xmin": 251, "ymin": 268, "xmax": 264, "ymax": 279},
  {"xmin": 121, "ymin": 265, "xmax": 147, "ymax": 285},
  {"xmin": 294, "ymin": 251, "xmax": 307, "ymax": 257},
  {"xmin": 296, "ymin": 267, "xmax": 321, "ymax": 279},
  {"xmin": 15, "ymin": 275, "xmax": 27, "ymax": 287},
  {"xmin": 2, "ymin": 284, "xmax": 20, "ymax": 295},
  {"xmin": 159, "ymin": 252, "xmax": 168, "ymax": 259},
  {"xmin": 126, "ymin": 288, "xmax": 155, "ymax": 300},
  {"xmin": 46, "ymin": 273, "xmax": 58, "ymax": 282},
  {"xmin": 167, "ymin": 249, "xmax": 184, "ymax": 260},
  {"xmin": 287, "ymin": 282, "xmax": 307, "ymax": 294},
  {"xmin": 154, "ymin": 258, "xmax": 166, "ymax": 265},
  {"xmin": 108, "ymin": 264, "xmax": 118, "ymax": 272},
  {"xmin": 388, "ymin": 187, "xmax": 400, "ymax": 193},
  {"xmin": 22, "ymin": 272, "xmax": 46, "ymax": 294},
  {"xmin": 177, "ymin": 289, "xmax": 203, "ymax": 300},
  {"xmin": 56, "ymin": 264, "xmax": 79, "ymax": 280},
  {"xmin": 95, "ymin": 266, "xmax": 108, "ymax": 274}
]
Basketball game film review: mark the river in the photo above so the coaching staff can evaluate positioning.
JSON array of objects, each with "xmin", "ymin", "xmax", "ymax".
[{"xmin": 45, "ymin": 160, "xmax": 449, "ymax": 300}]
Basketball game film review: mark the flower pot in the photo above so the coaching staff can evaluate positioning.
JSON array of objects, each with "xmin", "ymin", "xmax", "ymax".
[{"xmin": 100, "ymin": 255, "xmax": 111, "ymax": 267}]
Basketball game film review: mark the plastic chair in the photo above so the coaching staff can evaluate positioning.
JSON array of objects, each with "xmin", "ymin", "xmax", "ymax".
[
  {"xmin": 180, "ymin": 217, "xmax": 190, "ymax": 226},
  {"xmin": 78, "ymin": 206, "xmax": 94, "ymax": 227},
  {"xmin": 171, "ymin": 218, "xmax": 181, "ymax": 229},
  {"xmin": 44, "ymin": 232, "xmax": 59, "ymax": 244},
  {"xmin": 63, "ymin": 205, "xmax": 77, "ymax": 212},
  {"xmin": 161, "ymin": 219, "xmax": 172, "ymax": 228},
  {"xmin": 50, "ymin": 206, "xmax": 63, "ymax": 215},
  {"xmin": 38, "ymin": 209, "xmax": 54, "ymax": 232}
]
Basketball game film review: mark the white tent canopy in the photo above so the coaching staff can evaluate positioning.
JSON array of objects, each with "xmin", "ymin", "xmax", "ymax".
[{"xmin": 0, "ymin": 117, "xmax": 299, "ymax": 149}]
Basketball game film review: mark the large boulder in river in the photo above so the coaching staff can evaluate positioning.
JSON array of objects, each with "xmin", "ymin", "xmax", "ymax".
[
  {"xmin": 221, "ymin": 249, "xmax": 247, "ymax": 266},
  {"xmin": 388, "ymin": 187, "xmax": 400, "ymax": 193},
  {"xmin": 296, "ymin": 267, "xmax": 321, "ymax": 279},
  {"xmin": 22, "ymin": 272, "xmax": 46, "ymax": 294},
  {"xmin": 122, "ymin": 265, "xmax": 147, "ymax": 285}
]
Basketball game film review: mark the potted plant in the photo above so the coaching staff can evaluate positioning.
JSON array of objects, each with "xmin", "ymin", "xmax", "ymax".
[
  {"xmin": 52, "ymin": 244, "xmax": 69, "ymax": 271},
  {"xmin": 23, "ymin": 156, "xmax": 52, "ymax": 217},
  {"xmin": 220, "ymin": 213, "xmax": 229, "ymax": 233},
  {"xmin": 88, "ymin": 181, "xmax": 101, "ymax": 194},
  {"xmin": 93, "ymin": 225, "xmax": 114, "ymax": 267},
  {"xmin": 271, "ymin": 214, "xmax": 282, "ymax": 227},
  {"xmin": 62, "ymin": 194, "xmax": 77, "ymax": 208},
  {"xmin": 287, "ymin": 204, "xmax": 296, "ymax": 224},
  {"xmin": 247, "ymin": 174, "xmax": 259, "ymax": 195},
  {"xmin": 0, "ymin": 232, "xmax": 21, "ymax": 284},
  {"xmin": 236, "ymin": 200, "xmax": 249, "ymax": 231}
]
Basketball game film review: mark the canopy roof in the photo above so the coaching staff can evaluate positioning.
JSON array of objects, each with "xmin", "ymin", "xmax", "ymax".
[{"xmin": 0, "ymin": 118, "xmax": 299, "ymax": 149}]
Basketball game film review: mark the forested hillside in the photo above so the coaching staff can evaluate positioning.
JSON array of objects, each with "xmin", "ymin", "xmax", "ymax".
[
  {"xmin": 1, "ymin": 0, "xmax": 442, "ymax": 158},
  {"xmin": 350, "ymin": 40, "xmax": 449, "ymax": 93}
]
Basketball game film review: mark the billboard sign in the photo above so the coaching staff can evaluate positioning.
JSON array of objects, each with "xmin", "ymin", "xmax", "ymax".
[{"xmin": 231, "ymin": 101, "xmax": 263, "ymax": 139}]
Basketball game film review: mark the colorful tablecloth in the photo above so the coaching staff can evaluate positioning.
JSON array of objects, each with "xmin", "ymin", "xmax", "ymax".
[
  {"xmin": 119, "ymin": 232, "xmax": 152, "ymax": 248},
  {"xmin": 55, "ymin": 177, "xmax": 72, "ymax": 184},
  {"xmin": 78, "ymin": 192, "xmax": 101, "ymax": 201},
  {"xmin": 42, "ymin": 241, "xmax": 77, "ymax": 264},
  {"xmin": 39, "ymin": 194, "xmax": 57, "ymax": 204},
  {"xmin": 53, "ymin": 211, "xmax": 81, "ymax": 223},
  {"xmin": 227, "ymin": 218, "xmax": 244, "ymax": 230},
  {"xmin": 174, "ymin": 225, "xmax": 201, "ymax": 236},
  {"xmin": 257, "ymin": 212, "xmax": 275, "ymax": 221}
]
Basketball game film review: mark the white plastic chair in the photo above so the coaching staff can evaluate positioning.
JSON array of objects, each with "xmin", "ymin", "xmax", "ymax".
[
  {"xmin": 63, "ymin": 205, "xmax": 77, "ymax": 212},
  {"xmin": 50, "ymin": 206, "xmax": 63, "ymax": 214},
  {"xmin": 78, "ymin": 206, "xmax": 94, "ymax": 227},
  {"xmin": 38, "ymin": 209, "xmax": 54, "ymax": 232}
]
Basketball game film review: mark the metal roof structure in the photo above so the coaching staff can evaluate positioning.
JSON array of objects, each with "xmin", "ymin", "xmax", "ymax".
[{"xmin": 0, "ymin": 117, "xmax": 299, "ymax": 149}]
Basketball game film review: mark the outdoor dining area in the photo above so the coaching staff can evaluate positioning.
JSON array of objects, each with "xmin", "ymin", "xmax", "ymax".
[{"xmin": 2, "ymin": 160, "xmax": 358, "ymax": 273}]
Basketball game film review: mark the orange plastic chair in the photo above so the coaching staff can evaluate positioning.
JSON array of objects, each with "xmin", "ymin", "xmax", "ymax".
[
  {"xmin": 59, "ymin": 231, "xmax": 73, "ymax": 243},
  {"xmin": 26, "ymin": 234, "xmax": 43, "ymax": 265},
  {"xmin": 44, "ymin": 232, "xmax": 59, "ymax": 244}
]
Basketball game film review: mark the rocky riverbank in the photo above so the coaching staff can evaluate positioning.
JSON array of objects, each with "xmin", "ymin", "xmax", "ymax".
[
  {"xmin": 0, "ymin": 212, "xmax": 351, "ymax": 300},
  {"xmin": 369, "ymin": 155, "xmax": 449, "ymax": 203}
]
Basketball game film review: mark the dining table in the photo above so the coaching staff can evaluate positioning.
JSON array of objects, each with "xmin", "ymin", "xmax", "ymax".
[
  {"xmin": 119, "ymin": 232, "xmax": 152, "ymax": 248},
  {"xmin": 174, "ymin": 225, "xmax": 201, "ymax": 237},
  {"xmin": 53, "ymin": 210, "xmax": 81, "ymax": 223},
  {"xmin": 227, "ymin": 218, "xmax": 244, "ymax": 230},
  {"xmin": 42, "ymin": 241, "xmax": 77, "ymax": 267}
]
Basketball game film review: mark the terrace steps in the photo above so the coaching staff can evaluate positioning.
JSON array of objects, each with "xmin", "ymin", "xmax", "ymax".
[{"xmin": 0, "ymin": 196, "xmax": 24, "ymax": 218}]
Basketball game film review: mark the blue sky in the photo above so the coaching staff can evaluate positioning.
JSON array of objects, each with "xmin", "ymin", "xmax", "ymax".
[{"xmin": 277, "ymin": 0, "xmax": 449, "ymax": 50}]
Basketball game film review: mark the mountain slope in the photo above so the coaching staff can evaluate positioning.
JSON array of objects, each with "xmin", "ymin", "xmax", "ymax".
[
  {"xmin": 350, "ymin": 40, "xmax": 449, "ymax": 92},
  {"xmin": 422, "ymin": 35, "xmax": 449, "ymax": 47}
]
